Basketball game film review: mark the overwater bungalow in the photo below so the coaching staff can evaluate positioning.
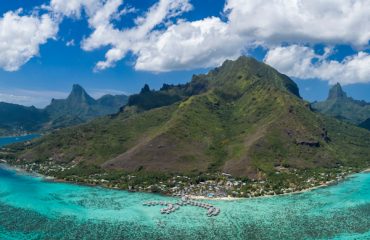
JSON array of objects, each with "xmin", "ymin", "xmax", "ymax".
[{"xmin": 142, "ymin": 198, "xmax": 220, "ymax": 217}]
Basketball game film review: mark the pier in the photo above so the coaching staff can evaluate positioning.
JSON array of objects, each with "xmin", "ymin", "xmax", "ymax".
[{"xmin": 142, "ymin": 196, "xmax": 221, "ymax": 217}]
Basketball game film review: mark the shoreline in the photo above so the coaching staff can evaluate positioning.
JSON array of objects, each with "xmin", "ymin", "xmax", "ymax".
[
  {"xmin": 1, "ymin": 163, "xmax": 369, "ymax": 201},
  {"xmin": 187, "ymin": 180, "xmax": 336, "ymax": 201},
  {"xmin": 0, "ymin": 133, "xmax": 40, "ymax": 139},
  {"xmin": 246, "ymin": 167, "xmax": 370, "ymax": 201},
  {"xmin": 0, "ymin": 163, "xmax": 45, "ymax": 179}
]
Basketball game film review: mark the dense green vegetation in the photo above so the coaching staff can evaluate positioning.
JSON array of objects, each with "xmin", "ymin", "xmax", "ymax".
[
  {"xmin": 0, "ymin": 84, "xmax": 128, "ymax": 135},
  {"xmin": 7, "ymin": 56, "xmax": 370, "ymax": 187},
  {"xmin": 0, "ymin": 103, "xmax": 48, "ymax": 135},
  {"xmin": 312, "ymin": 83, "xmax": 370, "ymax": 124}
]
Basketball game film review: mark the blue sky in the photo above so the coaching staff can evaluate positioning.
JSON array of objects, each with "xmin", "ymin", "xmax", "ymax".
[{"xmin": 0, "ymin": 0, "xmax": 369, "ymax": 107}]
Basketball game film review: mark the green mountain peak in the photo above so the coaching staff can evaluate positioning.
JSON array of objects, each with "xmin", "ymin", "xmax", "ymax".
[
  {"xmin": 45, "ymin": 84, "xmax": 128, "ymax": 125},
  {"xmin": 208, "ymin": 56, "xmax": 301, "ymax": 98},
  {"xmin": 312, "ymin": 83, "xmax": 370, "ymax": 124},
  {"xmin": 67, "ymin": 84, "xmax": 96, "ymax": 105},
  {"xmin": 125, "ymin": 56, "xmax": 301, "ymax": 112},
  {"xmin": 14, "ymin": 56, "xmax": 370, "ymax": 184},
  {"xmin": 328, "ymin": 83, "xmax": 346, "ymax": 100}
]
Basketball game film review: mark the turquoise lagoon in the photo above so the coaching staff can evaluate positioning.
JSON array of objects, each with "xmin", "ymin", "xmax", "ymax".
[
  {"xmin": 0, "ymin": 137, "xmax": 369, "ymax": 239},
  {"xmin": 0, "ymin": 167, "xmax": 369, "ymax": 239}
]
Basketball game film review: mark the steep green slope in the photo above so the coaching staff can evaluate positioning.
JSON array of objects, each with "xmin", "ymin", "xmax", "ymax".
[
  {"xmin": 312, "ymin": 83, "xmax": 370, "ymax": 124},
  {"xmin": 0, "ymin": 103, "xmax": 48, "ymax": 135},
  {"xmin": 11, "ymin": 57, "xmax": 370, "ymax": 181}
]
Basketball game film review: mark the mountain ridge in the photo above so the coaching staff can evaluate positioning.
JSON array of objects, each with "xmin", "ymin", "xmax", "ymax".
[
  {"xmin": 312, "ymin": 83, "xmax": 370, "ymax": 125},
  {"xmin": 0, "ymin": 85, "xmax": 128, "ymax": 135},
  {"xmin": 11, "ymin": 56, "xmax": 370, "ymax": 182}
]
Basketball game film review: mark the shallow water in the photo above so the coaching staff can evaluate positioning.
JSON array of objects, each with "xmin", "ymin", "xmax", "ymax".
[{"xmin": 0, "ymin": 136, "xmax": 369, "ymax": 239}]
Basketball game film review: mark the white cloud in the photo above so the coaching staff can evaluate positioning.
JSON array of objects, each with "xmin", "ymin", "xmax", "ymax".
[
  {"xmin": 87, "ymin": 0, "xmax": 123, "ymax": 27},
  {"xmin": 264, "ymin": 45, "xmax": 370, "ymax": 85},
  {"xmin": 264, "ymin": 45, "xmax": 322, "ymax": 79},
  {"xmin": 107, "ymin": 0, "xmax": 370, "ymax": 74},
  {"xmin": 131, "ymin": 0, "xmax": 370, "ymax": 72},
  {"xmin": 127, "ymin": 0, "xmax": 370, "ymax": 83},
  {"xmin": 134, "ymin": 17, "xmax": 243, "ymax": 71},
  {"xmin": 80, "ymin": 0, "xmax": 194, "ymax": 70},
  {"xmin": 3, "ymin": 0, "xmax": 370, "ymax": 86},
  {"xmin": 66, "ymin": 39, "xmax": 75, "ymax": 47},
  {"xmin": 118, "ymin": 6, "xmax": 137, "ymax": 16},
  {"xmin": 225, "ymin": 0, "xmax": 370, "ymax": 48},
  {"xmin": 49, "ymin": 0, "xmax": 102, "ymax": 18},
  {"xmin": 0, "ymin": 10, "xmax": 58, "ymax": 71},
  {"xmin": 319, "ymin": 52, "xmax": 370, "ymax": 85}
]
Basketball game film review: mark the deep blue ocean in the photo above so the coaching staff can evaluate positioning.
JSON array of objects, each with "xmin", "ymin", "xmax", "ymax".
[{"xmin": 0, "ymin": 136, "xmax": 369, "ymax": 239}]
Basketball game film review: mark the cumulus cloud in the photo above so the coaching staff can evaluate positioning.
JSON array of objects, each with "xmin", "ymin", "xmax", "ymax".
[
  {"xmin": 132, "ymin": 0, "xmax": 370, "ymax": 72},
  {"xmin": 2, "ymin": 0, "xmax": 370, "ymax": 85},
  {"xmin": 134, "ymin": 17, "xmax": 243, "ymax": 71},
  {"xmin": 264, "ymin": 45, "xmax": 326, "ymax": 79},
  {"xmin": 225, "ymin": 0, "xmax": 370, "ymax": 48},
  {"xmin": 80, "ymin": 0, "xmax": 194, "ymax": 71},
  {"xmin": 0, "ymin": 10, "xmax": 58, "ymax": 71},
  {"xmin": 264, "ymin": 45, "xmax": 370, "ymax": 85},
  {"xmin": 78, "ymin": 0, "xmax": 370, "ymax": 74}
]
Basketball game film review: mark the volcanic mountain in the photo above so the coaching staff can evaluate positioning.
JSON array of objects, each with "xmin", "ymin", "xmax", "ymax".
[
  {"xmin": 0, "ymin": 85, "xmax": 128, "ymax": 134},
  {"xmin": 44, "ymin": 84, "xmax": 128, "ymax": 129},
  {"xmin": 15, "ymin": 57, "xmax": 370, "ymax": 179},
  {"xmin": 312, "ymin": 83, "xmax": 370, "ymax": 125}
]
